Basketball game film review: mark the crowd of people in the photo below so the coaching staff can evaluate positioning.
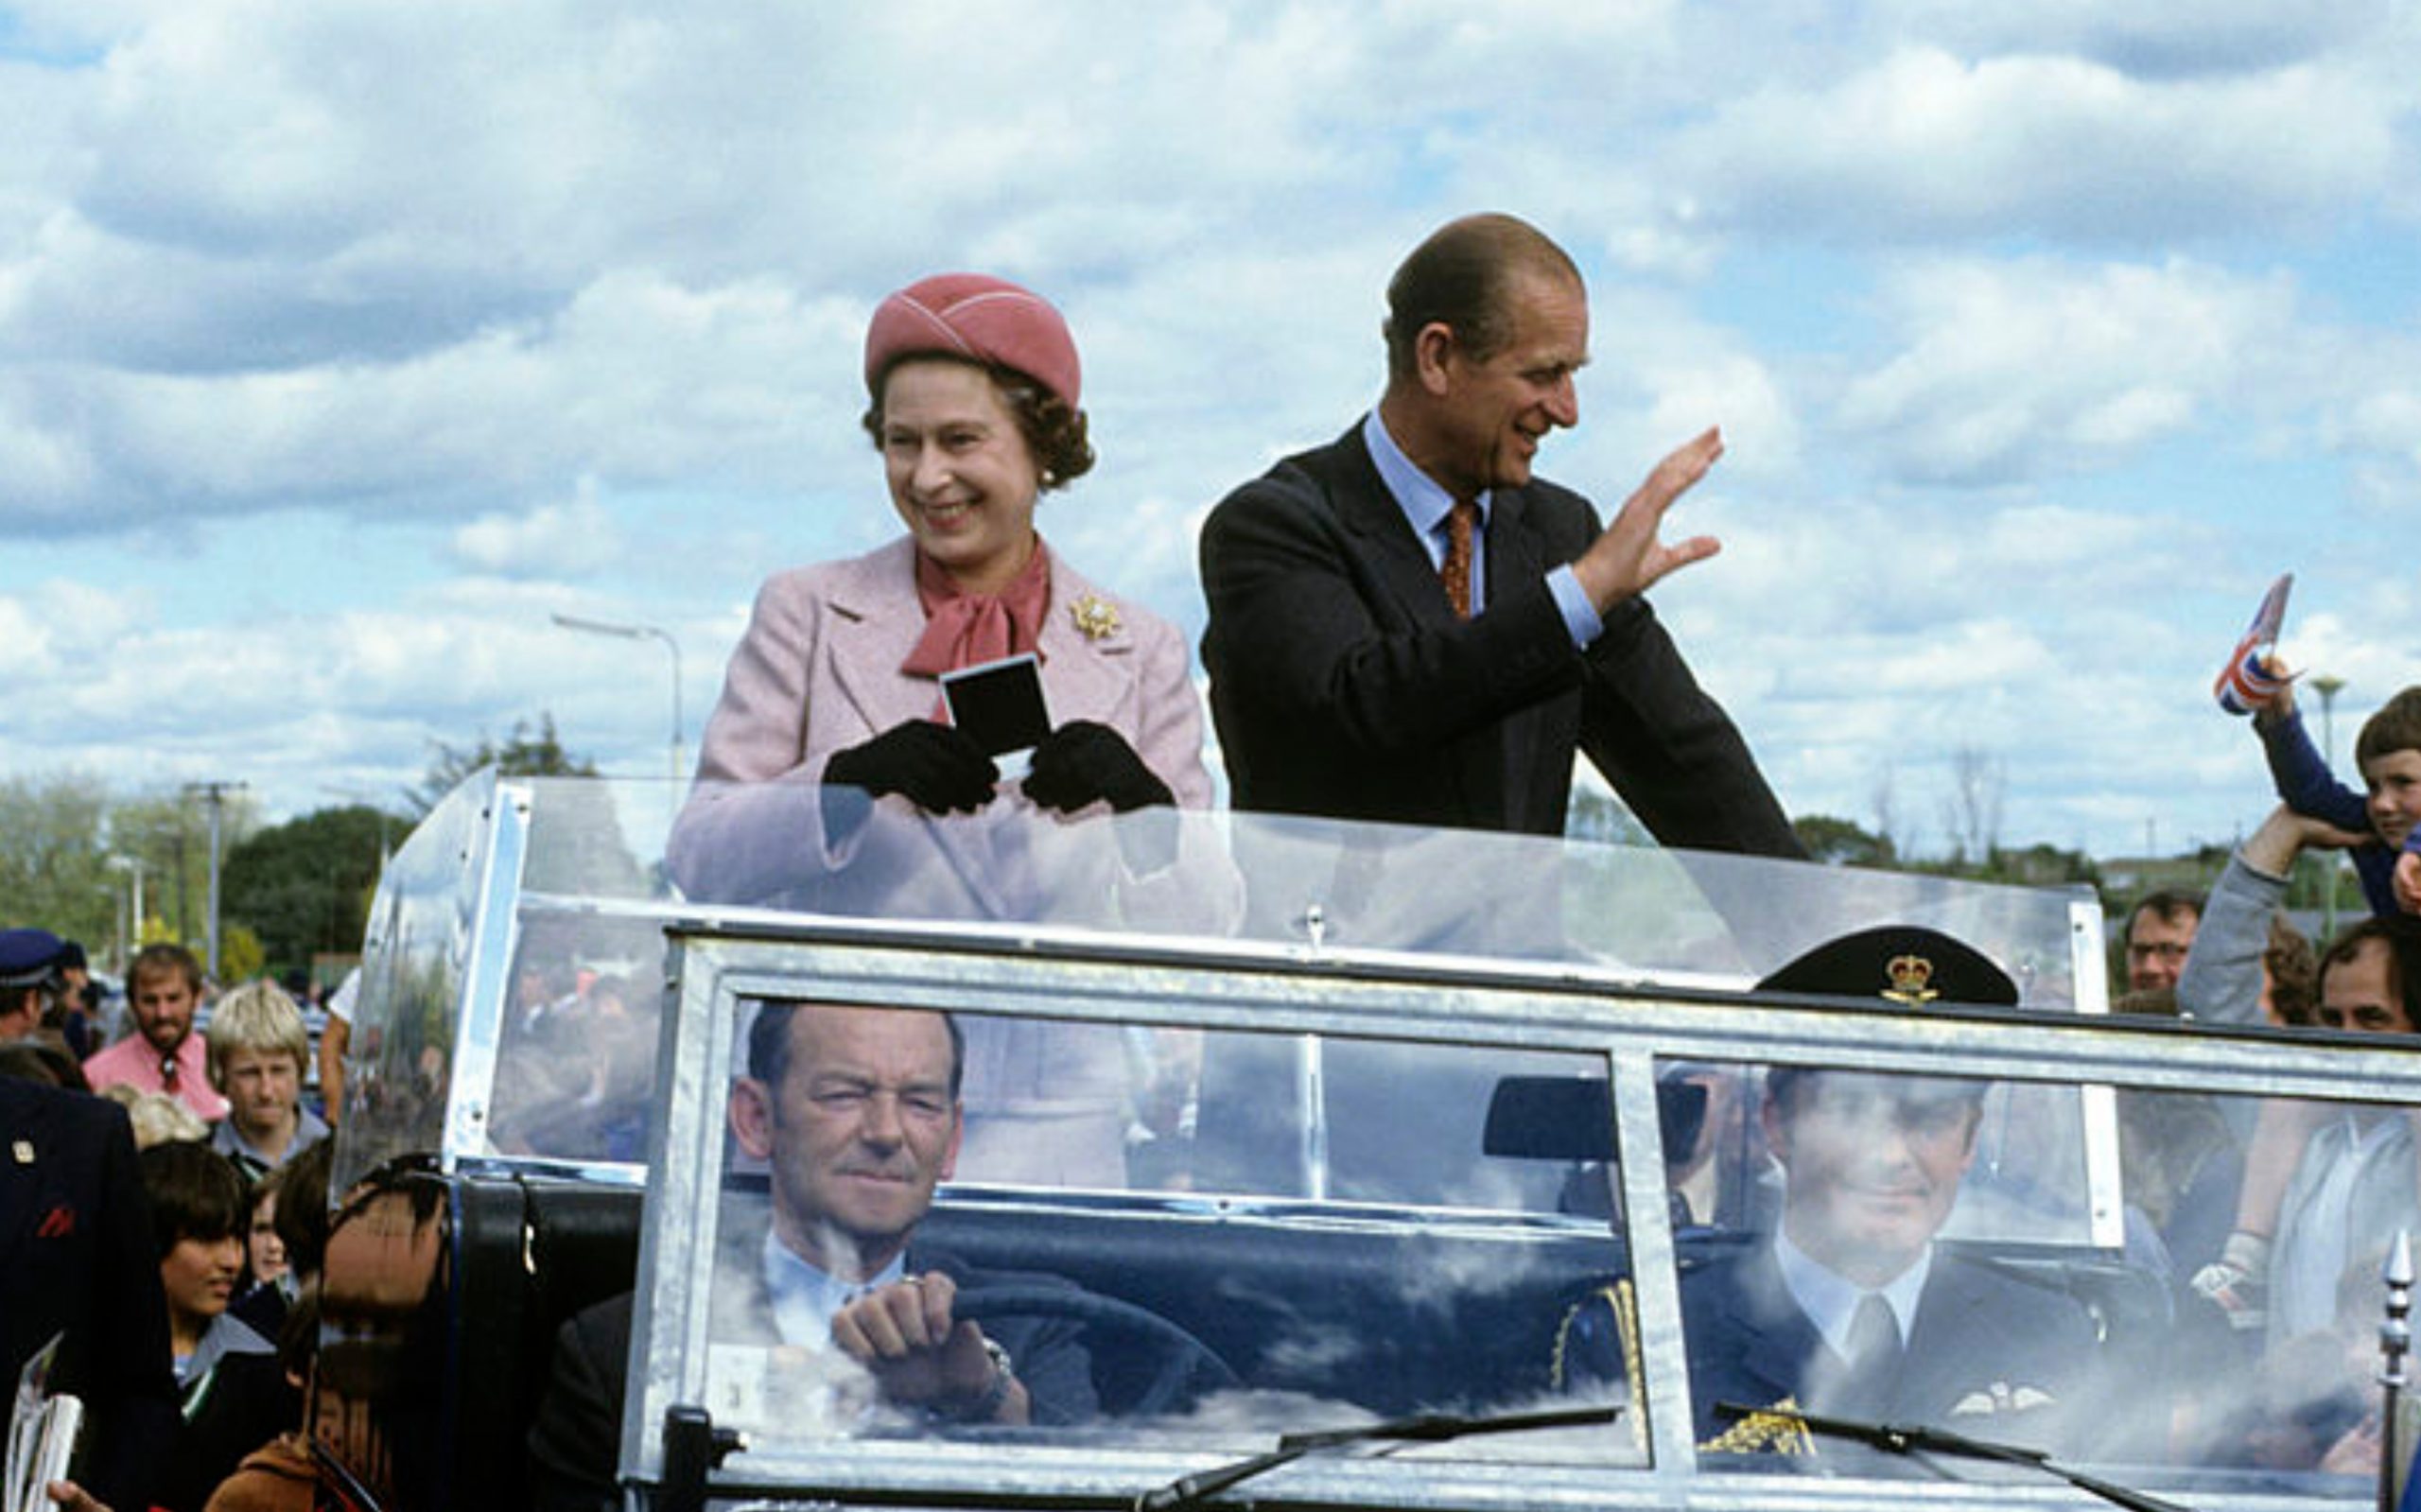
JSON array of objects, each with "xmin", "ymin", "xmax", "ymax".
[
  {"xmin": 3, "ymin": 936, "xmax": 336, "ymax": 1511},
  {"xmin": 10, "ymin": 208, "xmax": 2421, "ymax": 1503}
]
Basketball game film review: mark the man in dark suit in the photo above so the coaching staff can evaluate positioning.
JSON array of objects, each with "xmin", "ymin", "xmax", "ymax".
[
  {"xmin": 1679, "ymin": 928, "xmax": 2099, "ymax": 1456},
  {"xmin": 1198, "ymin": 213, "xmax": 1800, "ymax": 856},
  {"xmin": 0, "ymin": 1065, "xmax": 182, "ymax": 1511},
  {"xmin": 529, "ymin": 1002, "xmax": 1092, "ymax": 1511}
]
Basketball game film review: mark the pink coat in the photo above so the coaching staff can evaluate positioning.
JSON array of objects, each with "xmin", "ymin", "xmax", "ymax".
[{"xmin": 667, "ymin": 536, "xmax": 1217, "ymax": 916}]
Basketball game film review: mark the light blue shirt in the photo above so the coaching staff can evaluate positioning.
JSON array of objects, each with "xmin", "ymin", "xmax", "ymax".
[
  {"xmin": 1360, "ymin": 410, "xmax": 1604, "ymax": 649},
  {"xmin": 1773, "ymin": 1225, "xmax": 1932, "ymax": 1362},
  {"xmin": 762, "ymin": 1231, "xmax": 905, "ymax": 1348},
  {"xmin": 210, "ymin": 1104, "xmax": 330, "ymax": 1178}
]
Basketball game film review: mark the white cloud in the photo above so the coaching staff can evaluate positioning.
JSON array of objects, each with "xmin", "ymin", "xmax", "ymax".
[
  {"xmin": 0, "ymin": 270, "xmax": 866, "ymax": 529},
  {"xmin": 1835, "ymin": 256, "xmax": 2301, "ymax": 484},
  {"xmin": 450, "ymin": 478, "xmax": 621, "ymax": 578},
  {"xmin": 1874, "ymin": 0, "xmax": 2393, "ymax": 78},
  {"xmin": 1676, "ymin": 45, "xmax": 2403, "ymax": 244}
]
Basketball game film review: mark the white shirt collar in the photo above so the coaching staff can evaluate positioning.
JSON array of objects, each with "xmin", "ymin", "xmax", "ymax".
[
  {"xmin": 1773, "ymin": 1225, "xmax": 1933, "ymax": 1361},
  {"xmin": 1363, "ymin": 408, "xmax": 1490, "ymax": 544},
  {"xmin": 761, "ymin": 1230, "xmax": 904, "ymax": 1349}
]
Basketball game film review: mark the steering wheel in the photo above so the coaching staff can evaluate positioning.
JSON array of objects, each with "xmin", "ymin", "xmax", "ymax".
[{"xmin": 957, "ymin": 1283, "xmax": 1239, "ymax": 1418}]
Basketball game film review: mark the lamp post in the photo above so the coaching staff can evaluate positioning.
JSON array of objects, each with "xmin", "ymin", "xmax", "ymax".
[
  {"xmin": 551, "ymin": 612, "xmax": 685, "ymax": 783},
  {"xmin": 106, "ymin": 854, "xmax": 147, "ymax": 971},
  {"xmin": 182, "ymin": 782, "xmax": 245, "ymax": 982},
  {"xmin": 2312, "ymin": 674, "xmax": 2346, "ymax": 942}
]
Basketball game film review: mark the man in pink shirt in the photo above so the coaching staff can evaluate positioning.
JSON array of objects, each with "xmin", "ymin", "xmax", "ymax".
[{"xmin": 84, "ymin": 943, "xmax": 229, "ymax": 1122}]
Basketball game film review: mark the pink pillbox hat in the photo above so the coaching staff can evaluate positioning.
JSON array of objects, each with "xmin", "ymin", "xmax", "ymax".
[{"xmin": 862, "ymin": 272, "xmax": 1082, "ymax": 410}]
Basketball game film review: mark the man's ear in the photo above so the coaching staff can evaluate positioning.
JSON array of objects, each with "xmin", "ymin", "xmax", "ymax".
[
  {"xmin": 729, "ymin": 1078, "xmax": 776, "ymax": 1161},
  {"xmin": 1759, "ymin": 1094, "xmax": 1790, "ymax": 1167},
  {"xmin": 938, "ymin": 1101, "xmax": 964, "ymax": 1183},
  {"xmin": 1413, "ymin": 321, "xmax": 1458, "ymax": 396}
]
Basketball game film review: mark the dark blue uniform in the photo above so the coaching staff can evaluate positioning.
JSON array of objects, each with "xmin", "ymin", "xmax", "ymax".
[
  {"xmin": 1, "ymin": 1078, "xmax": 181, "ymax": 1509},
  {"xmin": 1681, "ymin": 1242, "xmax": 2098, "ymax": 1456}
]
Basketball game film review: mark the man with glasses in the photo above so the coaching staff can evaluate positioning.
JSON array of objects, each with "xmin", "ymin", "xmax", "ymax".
[{"xmin": 2124, "ymin": 891, "xmax": 2203, "ymax": 995}]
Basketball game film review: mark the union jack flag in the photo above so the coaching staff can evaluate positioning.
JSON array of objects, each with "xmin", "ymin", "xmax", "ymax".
[{"xmin": 2214, "ymin": 572, "xmax": 2293, "ymax": 716}]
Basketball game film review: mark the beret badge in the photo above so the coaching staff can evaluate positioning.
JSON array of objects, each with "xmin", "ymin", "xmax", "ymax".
[{"xmin": 1882, "ymin": 954, "xmax": 1938, "ymax": 1006}]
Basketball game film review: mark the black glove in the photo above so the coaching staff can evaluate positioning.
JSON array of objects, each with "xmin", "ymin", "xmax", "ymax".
[
  {"xmin": 825, "ymin": 721, "xmax": 1000, "ymax": 814},
  {"xmin": 1023, "ymin": 721, "xmax": 1175, "ymax": 815}
]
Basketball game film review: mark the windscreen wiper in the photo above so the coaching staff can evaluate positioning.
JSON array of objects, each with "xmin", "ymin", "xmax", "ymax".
[
  {"xmin": 1714, "ymin": 1401, "xmax": 2195, "ymax": 1512},
  {"xmin": 1133, "ymin": 1403, "xmax": 1620, "ymax": 1512}
]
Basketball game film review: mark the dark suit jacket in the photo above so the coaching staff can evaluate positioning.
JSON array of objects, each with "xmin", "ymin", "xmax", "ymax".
[
  {"xmin": 1680, "ymin": 1241, "xmax": 2098, "ymax": 1456},
  {"xmin": 1199, "ymin": 425, "xmax": 1801, "ymax": 854},
  {"xmin": 0, "ymin": 1078, "xmax": 182, "ymax": 1511},
  {"xmin": 528, "ymin": 1242, "xmax": 1097, "ymax": 1512}
]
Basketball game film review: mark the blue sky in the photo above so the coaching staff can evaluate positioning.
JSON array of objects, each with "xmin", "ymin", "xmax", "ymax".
[{"xmin": 3, "ymin": 0, "xmax": 2418, "ymax": 861}]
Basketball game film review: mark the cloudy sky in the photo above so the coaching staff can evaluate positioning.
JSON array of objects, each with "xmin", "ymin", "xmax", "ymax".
[{"xmin": 4, "ymin": 0, "xmax": 2418, "ymax": 863}]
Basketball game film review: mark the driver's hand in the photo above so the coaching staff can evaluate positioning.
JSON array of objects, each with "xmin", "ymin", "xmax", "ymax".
[{"xmin": 831, "ymin": 1272, "xmax": 1027, "ymax": 1424}]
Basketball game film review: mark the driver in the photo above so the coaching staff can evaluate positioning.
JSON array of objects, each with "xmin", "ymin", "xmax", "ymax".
[
  {"xmin": 530, "ymin": 1002, "xmax": 1095, "ymax": 1509},
  {"xmin": 1682, "ymin": 927, "xmax": 2101, "ymax": 1455}
]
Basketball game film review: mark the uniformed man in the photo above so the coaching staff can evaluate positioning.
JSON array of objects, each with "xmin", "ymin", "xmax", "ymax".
[
  {"xmin": 1681, "ymin": 927, "xmax": 2101, "ymax": 1456},
  {"xmin": 1, "ymin": 928, "xmax": 69, "ymax": 1043}
]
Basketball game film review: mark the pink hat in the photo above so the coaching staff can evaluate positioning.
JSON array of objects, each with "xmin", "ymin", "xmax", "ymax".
[{"xmin": 862, "ymin": 272, "xmax": 1082, "ymax": 410}]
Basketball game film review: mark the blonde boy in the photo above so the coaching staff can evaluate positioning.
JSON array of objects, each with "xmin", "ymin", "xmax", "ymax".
[{"xmin": 206, "ymin": 981, "xmax": 329, "ymax": 1180}]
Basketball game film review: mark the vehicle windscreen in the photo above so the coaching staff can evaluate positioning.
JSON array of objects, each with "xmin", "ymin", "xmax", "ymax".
[{"xmin": 334, "ymin": 774, "xmax": 2416, "ymax": 1508}]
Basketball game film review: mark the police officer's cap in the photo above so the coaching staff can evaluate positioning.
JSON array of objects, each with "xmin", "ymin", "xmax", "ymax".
[{"xmin": 0, "ymin": 928, "xmax": 69, "ymax": 991}]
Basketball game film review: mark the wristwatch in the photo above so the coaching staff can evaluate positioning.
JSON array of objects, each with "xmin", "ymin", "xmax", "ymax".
[{"xmin": 938, "ymin": 1337, "xmax": 1015, "ymax": 1422}]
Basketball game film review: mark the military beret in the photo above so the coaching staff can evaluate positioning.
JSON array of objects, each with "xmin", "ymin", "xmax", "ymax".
[{"xmin": 0, "ymin": 928, "xmax": 68, "ymax": 990}]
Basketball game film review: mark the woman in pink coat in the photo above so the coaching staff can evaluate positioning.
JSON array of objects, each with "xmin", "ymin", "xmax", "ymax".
[{"xmin": 669, "ymin": 272, "xmax": 1222, "ymax": 1186}]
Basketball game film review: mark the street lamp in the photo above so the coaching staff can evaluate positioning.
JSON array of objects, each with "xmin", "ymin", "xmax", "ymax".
[
  {"xmin": 2312, "ymin": 673, "xmax": 2347, "ymax": 942},
  {"xmin": 551, "ymin": 612, "xmax": 685, "ymax": 783},
  {"xmin": 106, "ymin": 854, "xmax": 147, "ymax": 971},
  {"xmin": 183, "ymin": 781, "xmax": 245, "ymax": 982}
]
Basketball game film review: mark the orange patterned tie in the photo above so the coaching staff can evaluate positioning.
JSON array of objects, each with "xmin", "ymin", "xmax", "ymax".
[{"xmin": 1440, "ymin": 499, "xmax": 1479, "ymax": 618}]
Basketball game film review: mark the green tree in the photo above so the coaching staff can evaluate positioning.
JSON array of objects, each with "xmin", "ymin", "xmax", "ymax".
[
  {"xmin": 407, "ymin": 712, "xmax": 599, "ymax": 816},
  {"xmin": 222, "ymin": 805, "xmax": 395, "ymax": 977},
  {"xmin": 219, "ymin": 924, "xmax": 268, "ymax": 984},
  {"xmin": 1793, "ymin": 814, "xmax": 1898, "ymax": 869},
  {"xmin": 0, "ymin": 773, "xmax": 113, "ymax": 943},
  {"xmin": 106, "ymin": 791, "xmax": 261, "ymax": 953},
  {"xmin": 1983, "ymin": 843, "xmax": 2104, "ymax": 891},
  {"xmin": 0, "ymin": 777, "xmax": 260, "ymax": 963}
]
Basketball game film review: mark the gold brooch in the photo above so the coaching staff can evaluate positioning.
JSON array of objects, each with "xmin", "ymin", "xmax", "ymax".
[
  {"xmin": 1882, "ymin": 954, "xmax": 1938, "ymax": 1005},
  {"xmin": 1071, "ymin": 594, "xmax": 1121, "ymax": 641}
]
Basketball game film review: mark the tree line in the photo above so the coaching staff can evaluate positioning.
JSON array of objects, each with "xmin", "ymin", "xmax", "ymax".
[{"xmin": 0, "ymin": 716, "xmax": 593, "ymax": 982}]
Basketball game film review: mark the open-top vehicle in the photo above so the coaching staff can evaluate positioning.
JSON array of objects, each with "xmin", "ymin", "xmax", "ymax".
[{"xmin": 316, "ymin": 772, "xmax": 2421, "ymax": 1511}]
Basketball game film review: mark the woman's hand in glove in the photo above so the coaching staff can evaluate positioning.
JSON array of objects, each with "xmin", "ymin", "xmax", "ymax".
[
  {"xmin": 1022, "ymin": 721, "xmax": 1174, "ymax": 815},
  {"xmin": 826, "ymin": 721, "xmax": 1000, "ymax": 814}
]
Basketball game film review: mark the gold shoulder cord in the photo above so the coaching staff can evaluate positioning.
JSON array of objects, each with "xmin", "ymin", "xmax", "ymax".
[
  {"xmin": 1699, "ymin": 1399, "xmax": 1815, "ymax": 1456},
  {"xmin": 1548, "ymin": 1280, "xmax": 1650, "ymax": 1458}
]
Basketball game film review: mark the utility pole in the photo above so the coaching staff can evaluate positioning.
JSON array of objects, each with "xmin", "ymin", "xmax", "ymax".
[{"xmin": 183, "ymin": 781, "xmax": 248, "ymax": 981}]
